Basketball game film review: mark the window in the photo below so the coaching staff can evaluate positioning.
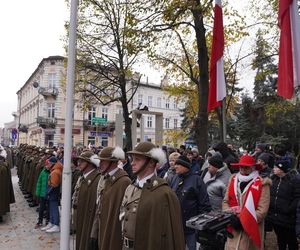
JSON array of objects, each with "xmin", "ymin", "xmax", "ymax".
[
  {"xmin": 165, "ymin": 99, "xmax": 170, "ymax": 109},
  {"xmin": 157, "ymin": 97, "xmax": 161, "ymax": 108},
  {"xmin": 173, "ymin": 99, "xmax": 177, "ymax": 109},
  {"xmin": 174, "ymin": 119, "xmax": 178, "ymax": 129},
  {"xmin": 138, "ymin": 94, "xmax": 143, "ymax": 105},
  {"xmin": 88, "ymin": 136, "xmax": 96, "ymax": 146},
  {"xmin": 47, "ymin": 103, "xmax": 55, "ymax": 118},
  {"xmin": 148, "ymin": 96, "xmax": 153, "ymax": 107},
  {"xmin": 165, "ymin": 118, "xmax": 170, "ymax": 129},
  {"xmin": 102, "ymin": 107, "xmax": 108, "ymax": 119},
  {"xmin": 147, "ymin": 116, "xmax": 153, "ymax": 128},
  {"xmin": 48, "ymin": 73, "xmax": 56, "ymax": 88},
  {"xmin": 101, "ymin": 136, "xmax": 108, "ymax": 147},
  {"xmin": 45, "ymin": 135, "xmax": 54, "ymax": 147},
  {"xmin": 88, "ymin": 106, "xmax": 96, "ymax": 125}
]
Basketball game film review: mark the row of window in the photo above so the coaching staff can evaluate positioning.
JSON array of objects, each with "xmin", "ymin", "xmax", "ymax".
[
  {"xmin": 88, "ymin": 107, "xmax": 108, "ymax": 124},
  {"xmin": 87, "ymin": 136, "xmax": 108, "ymax": 147},
  {"xmin": 146, "ymin": 116, "xmax": 178, "ymax": 129},
  {"xmin": 137, "ymin": 94, "xmax": 177, "ymax": 109}
]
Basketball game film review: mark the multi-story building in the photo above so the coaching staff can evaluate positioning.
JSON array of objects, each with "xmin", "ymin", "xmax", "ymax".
[
  {"xmin": 2, "ymin": 112, "xmax": 18, "ymax": 146},
  {"xmin": 16, "ymin": 56, "xmax": 184, "ymax": 147}
]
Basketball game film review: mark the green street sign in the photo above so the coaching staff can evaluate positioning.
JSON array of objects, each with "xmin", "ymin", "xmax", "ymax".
[{"xmin": 92, "ymin": 117, "xmax": 107, "ymax": 124}]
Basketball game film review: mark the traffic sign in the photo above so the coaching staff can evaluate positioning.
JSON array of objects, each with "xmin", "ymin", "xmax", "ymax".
[{"xmin": 92, "ymin": 117, "xmax": 107, "ymax": 124}]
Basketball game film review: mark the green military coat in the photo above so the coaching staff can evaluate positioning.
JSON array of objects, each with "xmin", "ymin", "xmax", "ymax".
[
  {"xmin": 76, "ymin": 169, "xmax": 100, "ymax": 250},
  {"xmin": 98, "ymin": 169, "xmax": 131, "ymax": 250}
]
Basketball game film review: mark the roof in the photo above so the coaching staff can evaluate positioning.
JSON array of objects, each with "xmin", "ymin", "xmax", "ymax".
[{"xmin": 16, "ymin": 55, "xmax": 65, "ymax": 94}]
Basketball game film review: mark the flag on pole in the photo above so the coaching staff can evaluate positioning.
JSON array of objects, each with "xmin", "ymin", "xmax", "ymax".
[
  {"xmin": 208, "ymin": 0, "xmax": 226, "ymax": 112},
  {"xmin": 277, "ymin": 0, "xmax": 300, "ymax": 99}
]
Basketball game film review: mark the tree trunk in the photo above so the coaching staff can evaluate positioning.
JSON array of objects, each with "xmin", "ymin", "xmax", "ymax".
[
  {"xmin": 120, "ymin": 75, "xmax": 133, "ymax": 151},
  {"xmin": 192, "ymin": 9, "xmax": 209, "ymax": 157}
]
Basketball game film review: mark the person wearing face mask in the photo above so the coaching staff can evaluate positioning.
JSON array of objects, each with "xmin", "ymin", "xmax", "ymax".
[
  {"xmin": 72, "ymin": 151, "xmax": 100, "ymax": 250},
  {"xmin": 89, "ymin": 147, "xmax": 131, "ymax": 250},
  {"xmin": 223, "ymin": 155, "xmax": 271, "ymax": 250},
  {"xmin": 119, "ymin": 142, "xmax": 185, "ymax": 250}
]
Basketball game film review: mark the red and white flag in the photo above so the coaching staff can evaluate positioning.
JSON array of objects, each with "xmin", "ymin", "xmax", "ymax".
[
  {"xmin": 277, "ymin": 0, "xmax": 300, "ymax": 99},
  {"xmin": 208, "ymin": 0, "xmax": 226, "ymax": 112},
  {"xmin": 240, "ymin": 191, "xmax": 262, "ymax": 249}
]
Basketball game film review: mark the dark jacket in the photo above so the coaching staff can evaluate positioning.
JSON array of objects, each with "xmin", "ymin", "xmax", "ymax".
[
  {"xmin": 171, "ymin": 171, "xmax": 211, "ymax": 234},
  {"xmin": 267, "ymin": 173, "xmax": 300, "ymax": 228},
  {"xmin": 190, "ymin": 159, "xmax": 201, "ymax": 174},
  {"xmin": 260, "ymin": 166, "xmax": 272, "ymax": 179},
  {"xmin": 157, "ymin": 162, "xmax": 169, "ymax": 178}
]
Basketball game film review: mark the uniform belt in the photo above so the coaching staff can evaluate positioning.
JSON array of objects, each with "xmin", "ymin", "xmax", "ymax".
[{"xmin": 123, "ymin": 237, "xmax": 134, "ymax": 248}]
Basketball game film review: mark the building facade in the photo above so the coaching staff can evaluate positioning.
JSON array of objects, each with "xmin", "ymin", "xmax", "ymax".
[{"xmin": 16, "ymin": 56, "xmax": 184, "ymax": 147}]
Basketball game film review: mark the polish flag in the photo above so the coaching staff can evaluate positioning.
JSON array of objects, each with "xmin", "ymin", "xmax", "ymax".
[
  {"xmin": 240, "ymin": 191, "xmax": 261, "ymax": 249},
  {"xmin": 277, "ymin": 0, "xmax": 300, "ymax": 99},
  {"xmin": 208, "ymin": 0, "xmax": 226, "ymax": 112}
]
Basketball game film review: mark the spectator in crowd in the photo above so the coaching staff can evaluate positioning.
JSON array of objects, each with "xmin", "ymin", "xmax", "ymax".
[
  {"xmin": 186, "ymin": 149, "xmax": 201, "ymax": 174},
  {"xmin": 164, "ymin": 152, "xmax": 180, "ymax": 185},
  {"xmin": 157, "ymin": 147, "xmax": 169, "ymax": 178},
  {"xmin": 200, "ymin": 149, "xmax": 215, "ymax": 178},
  {"xmin": 119, "ymin": 153, "xmax": 135, "ymax": 181},
  {"xmin": 267, "ymin": 160, "xmax": 300, "ymax": 250},
  {"xmin": 171, "ymin": 155, "xmax": 211, "ymax": 250},
  {"xmin": 34, "ymin": 160, "xmax": 50, "ymax": 228},
  {"xmin": 41, "ymin": 156, "xmax": 62, "ymax": 233},
  {"xmin": 213, "ymin": 142, "xmax": 239, "ymax": 172},
  {"xmin": 257, "ymin": 153, "xmax": 272, "ymax": 179},
  {"xmin": 203, "ymin": 153, "xmax": 231, "ymax": 211},
  {"xmin": 223, "ymin": 155, "xmax": 270, "ymax": 250},
  {"xmin": 178, "ymin": 144, "xmax": 186, "ymax": 155},
  {"xmin": 252, "ymin": 143, "xmax": 267, "ymax": 161}
]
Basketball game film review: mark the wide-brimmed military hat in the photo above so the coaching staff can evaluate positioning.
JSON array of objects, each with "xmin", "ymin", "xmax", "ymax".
[
  {"xmin": 127, "ymin": 141, "xmax": 166, "ymax": 165},
  {"xmin": 76, "ymin": 150, "xmax": 100, "ymax": 167},
  {"xmin": 98, "ymin": 146, "xmax": 125, "ymax": 161}
]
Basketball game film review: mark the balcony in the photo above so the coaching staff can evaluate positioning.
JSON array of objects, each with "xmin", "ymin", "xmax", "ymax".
[
  {"xmin": 18, "ymin": 124, "xmax": 28, "ymax": 133},
  {"xmin": 38, "ymin": 87, "xmax": 59, "ymax": 97},
  {"xmin": 83, "ymin": 120, "xmax": 115, "ymax": 132},
  {"xmin": 37, "ymin": 116, "xmax": 57, "ymax": 129}
]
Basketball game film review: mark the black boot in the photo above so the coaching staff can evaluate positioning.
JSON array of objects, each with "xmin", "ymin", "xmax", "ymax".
[
  {"xmin": 0, "ymin": 216, "xmax": 3, "ymax": 223},
  {"xmin": 29, "ymin": 202, "xmax": 38, "ymax": 207},
  {"xmin": 24, "ymin": 194, "xmax": 32, "ymax": 199}
]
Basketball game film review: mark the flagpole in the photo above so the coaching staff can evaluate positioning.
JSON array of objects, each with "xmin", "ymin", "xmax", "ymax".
[
  {"xmin": 60, "ymin": 0, "xmax": 79, "ymax": 249},
  {"xmin": 222, "ymin": 98, "xmax": 226, "ymax": 142}
]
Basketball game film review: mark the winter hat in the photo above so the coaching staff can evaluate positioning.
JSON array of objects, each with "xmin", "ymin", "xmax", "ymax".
[
  {"xmin": 98, "ymin": 146, "xmax": 125, "ymax": 161},
  {"xmin": 275, "ymin": 160, "xmax": 290, "ymax": 173},
  {"xmin": 127, "ymin": 142, "xmax": 167, "ymax": 166},
  {"xmin": 208, "ymin": 154, "xmax": 223, "ymax": 169},
  {"xmin": 231, "ymin": 155, "xmax": 262, "ymax": 170},
  {"xmin": 48, "ymin": 156, "xmax": 58, "ymax": 164},
  {"xmin": 191, "ymin": 147, "xmax": 199, "ymax": 155},
  {"xmin": 175, "ymin": 155, "xmax": 191, "ymax": 169},
  {"xmin": 257, "ymin": 153, "xmax": 270, "ymax": 164},
  {"xmin": 76, "ymin": 151, "xmax": 100, "ymax": 168},
  {"xmin": 256, "ymin": 143, "xmax": 267, "ymax": 151}
]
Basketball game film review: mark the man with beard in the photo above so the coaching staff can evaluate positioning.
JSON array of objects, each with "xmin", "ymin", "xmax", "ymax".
[
  {"xmin": 119, "ymin": 142, "xmax": 185, "ymax": 250},
  {"xmin": 72, "ymin": 151, "xmax": 100, "ymax": 250},
  {"xmin": 89, "ymin": 146, "xmax": 131, "ymax": 250}
]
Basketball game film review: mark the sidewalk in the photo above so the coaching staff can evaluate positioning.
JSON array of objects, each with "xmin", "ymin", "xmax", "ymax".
[{"xmin": 0, "ymin": 168, "xmax": 75, "ymax": 250}]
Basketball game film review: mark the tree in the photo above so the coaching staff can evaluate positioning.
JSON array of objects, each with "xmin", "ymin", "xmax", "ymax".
[
  {"xmin": 74, "ymin": 0, "xmax": 152, "ymax": 150},
  {"xmin": 143, "ymin": 0, "xmax": 247, "ymax": 156}
]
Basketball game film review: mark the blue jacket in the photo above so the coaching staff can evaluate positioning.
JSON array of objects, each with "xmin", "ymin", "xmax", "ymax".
[
  {"xmin": 171, "ymin": 171, "xmax": 211, "ymax": 234},
  {"xmin": 190, "ymin": 159, "xmax": 201, "ymax": 174}
]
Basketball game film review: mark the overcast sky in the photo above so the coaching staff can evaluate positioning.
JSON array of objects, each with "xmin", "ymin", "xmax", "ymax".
[{"xmin": 0, "ymin": 0, "xmax": 254, "ymax": 127}]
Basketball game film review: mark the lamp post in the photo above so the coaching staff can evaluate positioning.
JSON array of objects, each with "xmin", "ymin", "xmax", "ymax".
[{"xmin": 33, "ymin": 81, "xmax": 40, "ymax": 146}]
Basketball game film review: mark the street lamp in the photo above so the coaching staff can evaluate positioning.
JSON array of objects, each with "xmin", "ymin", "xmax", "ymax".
[{"xmin": 33, "ymin": 81, "xmax": 40, "ymax": 146}]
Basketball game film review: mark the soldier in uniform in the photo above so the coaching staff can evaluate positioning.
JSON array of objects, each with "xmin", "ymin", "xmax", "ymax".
[
  {"xmin": 72, "ymin": 151, "xmax": 100, "ymax": 250},
  {"xmin": 90, "ymin": 146, "xmax": 131, "ymax": 250},
  {"xmin": 0, "ymin": 146, "xmax": 15, "ymax": 222},
  {"xmin": 119, "ymin": 142, "xmax": 185, "ymax": 250}
]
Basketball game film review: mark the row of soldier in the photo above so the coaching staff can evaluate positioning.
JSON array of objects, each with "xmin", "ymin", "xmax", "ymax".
[{"xmin": 0, "ymin": 146, "xmax": 15, "ymax": 223}]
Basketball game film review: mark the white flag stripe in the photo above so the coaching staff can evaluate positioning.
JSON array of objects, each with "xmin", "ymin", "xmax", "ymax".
[
  {"xmin": 215, "ymin": 0, "xmax": 222, "ymax": 7},
  {"xmin": 245, "ymin": 191, "xmax": 257, "ymax": 221},
  {"xmin": 290, "ymin": 0, "xmax": 300, "ymax": 87},
  {"xmin": 216, "ymin": 58, "xmax": 226, "ymax": 101}
]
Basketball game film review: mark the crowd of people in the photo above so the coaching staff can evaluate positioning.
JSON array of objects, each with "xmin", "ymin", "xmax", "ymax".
[{"xmin": 1, "ymin": 141, "xmax": 300, "ymax": 250}]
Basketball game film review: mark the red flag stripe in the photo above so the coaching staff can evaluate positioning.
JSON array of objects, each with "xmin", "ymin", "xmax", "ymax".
[{"xmin": 277, "ymin": 0, "xmax": 294, "ymax": 99}]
